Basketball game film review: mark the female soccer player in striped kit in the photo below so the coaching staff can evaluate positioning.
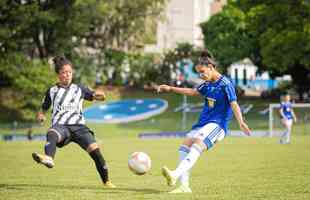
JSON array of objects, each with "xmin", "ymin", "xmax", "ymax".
[
  {"xmin": 32, "ymin": 56, "xmax": 115, "ymax": 188},
  {"xmin": 279, "ymin": 93, "xmax": 297, "ymax": 144},
  {"xmin": 157, "ymin": 50, "xmax": 251, "ymax": 193}
]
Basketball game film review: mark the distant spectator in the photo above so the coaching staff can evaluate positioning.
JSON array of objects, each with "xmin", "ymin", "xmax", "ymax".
[{"xmin": 27, "ymin": 127, "xmax": 33, "ymax": 141}]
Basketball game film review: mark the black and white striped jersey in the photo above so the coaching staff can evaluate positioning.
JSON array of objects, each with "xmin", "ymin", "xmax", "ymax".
[{"xmin": 41, "ymin": 83, "xmax": 94, "ymax": 125}]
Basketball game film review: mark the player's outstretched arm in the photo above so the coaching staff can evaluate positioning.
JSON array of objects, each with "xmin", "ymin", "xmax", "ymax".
[
  {"xmin": 37, "ymin": 88, "xmax": 51, "ymax": 123},
  {"xmin": 230, "ymin": 101, "xmax": 251, "ymax": 136},
  {"xmin": 156, "ymin": 84, "xmax": 199, "ymax": 96}
]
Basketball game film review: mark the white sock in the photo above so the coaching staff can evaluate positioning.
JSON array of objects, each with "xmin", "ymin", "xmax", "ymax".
[
  {"xmin": 178, "ymin": 145, "xmax": 190, "ymax": 187},
  {"xmin": 172, "ymin": 144, "xmax": 202, "ymax": 179},
  {"xmin": 282, "ymin": 128, "xmax": 291, "ymax": 143},
  {"xmin": 286, "ymin": 129, "xmax": 291, "ymax": 143}
]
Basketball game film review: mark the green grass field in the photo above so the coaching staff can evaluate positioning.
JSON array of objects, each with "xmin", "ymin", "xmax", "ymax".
[
  {"xmin": 1, "ymin": 136, "xmax": 310, "ymax": 200},
  {"xmin": 1, "ymin": 89, "xmax": 310, "ymax": 199}
]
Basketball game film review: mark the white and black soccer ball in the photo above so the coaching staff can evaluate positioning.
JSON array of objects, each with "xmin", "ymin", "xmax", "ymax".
[{"xmin": 128, "ymin": 152, "xmax": 151, "ymax": 175}]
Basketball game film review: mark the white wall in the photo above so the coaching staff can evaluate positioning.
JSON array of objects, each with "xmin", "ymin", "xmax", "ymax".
[{"xmin": 155, "ymin": 0, "xmax": 217, "ymax": 51}]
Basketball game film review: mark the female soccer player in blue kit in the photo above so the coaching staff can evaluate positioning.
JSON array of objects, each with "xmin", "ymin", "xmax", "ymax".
[
  {"xmin": 279, "ymin": 93, "xmax": 297, "ymax": 144},
  {"xmin": 157, "ymin": 50, "xmax": 251, "ymax": 193}
]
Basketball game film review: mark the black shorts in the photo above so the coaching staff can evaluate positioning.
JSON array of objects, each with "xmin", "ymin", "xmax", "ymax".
[{"xmin": 48, "ymin": 124, "xmax": 96, "ymax": 150}]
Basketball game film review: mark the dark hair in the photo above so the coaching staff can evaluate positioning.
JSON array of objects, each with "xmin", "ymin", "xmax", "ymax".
[
  {"xmin": 198, "ymin": 49, "xmax": 217, "ymax": 67},
  {"xmin": 52, "ymin": 56, "xmax": 72, "ymax": 74}
]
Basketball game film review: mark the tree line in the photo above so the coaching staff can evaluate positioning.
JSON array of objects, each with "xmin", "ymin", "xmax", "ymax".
[{"xmin": 201, "ymin": 0, "xmax": 310, "ymax": 99}]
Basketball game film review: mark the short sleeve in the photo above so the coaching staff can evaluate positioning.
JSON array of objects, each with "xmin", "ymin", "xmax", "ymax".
[
  {"xmin": 41, "ymin": 88, "xmax": 52, "ymax": 111},
  {"xmin": 195, "ymin": 82, "xmax": 205, "ymax": 95},
  {"xmin": 224, "ymin": 83, "xmax": 237, "ymax": 103},
  {"xmin": 79, "ymin": 84, "xmax": 95, "ymax": 101}
]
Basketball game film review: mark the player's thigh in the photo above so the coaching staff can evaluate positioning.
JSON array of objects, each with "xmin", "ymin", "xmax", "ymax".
[
  {"xmin": 71, "ymin": 125, "xmax": 98, "ymax": 152},
  {"xmin": 282, "ymin": 119, "xmax": 293, "ymax": 129},
  {"xmin": 193, "ymin": 123, "xmax": 225, "ymax": 150},
  {"xmin": 48, "ymin": 125, "xmax": 71, "ymax": 147}
]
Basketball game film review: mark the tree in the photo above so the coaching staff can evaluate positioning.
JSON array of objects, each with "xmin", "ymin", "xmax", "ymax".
[
  {"xmin": 81, "ymin": 0, "xmax": 167, "ymax": 51},
  {"xmin": 0, "ymin": 0, "xmax": 167, "ymax": 58},
  {"xmin": 0, "ymin": 54, "xmax": 55, "ymax": 121},
  {"xmin": 0, "ymin": 0, "xmax": 89, "ymax": 58},
  {"xmin": 0, "ymin": 0, "xmax": 167, "ymax": 121},
  {"xmin": 200, "ymin": 4, "xmax": 253, "ymax": 71},
  {"xmin": 242, "ymin": 0, "xmax": 310, "ymax": 98},
  {"xmin": 200, "ymin": 0, "xmax": 310, "ymax": 98}
]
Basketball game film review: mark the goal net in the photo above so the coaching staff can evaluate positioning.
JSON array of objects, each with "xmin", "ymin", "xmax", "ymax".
[{"xmin": 269, "ymin": 103, "xmax": 310, "ymax": 137}]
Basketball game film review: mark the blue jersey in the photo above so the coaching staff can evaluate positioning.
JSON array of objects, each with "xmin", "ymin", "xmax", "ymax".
[
  {"xmin": 280, "ymin": 102, "xmax": 293, "ymax": 119},
  {"xmin": 192, "ymin": 76, "xmax": 237, "ymax": 133}
]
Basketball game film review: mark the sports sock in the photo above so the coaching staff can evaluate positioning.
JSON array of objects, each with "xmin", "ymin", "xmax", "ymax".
[
  {"xmin": 178, "ymin": 145, "xmax": 190, "ymax": 187},
  {"xmin": 44, "ymin": 132, "xmax": 58, "ymax": 158},
  {"xmin": 286, "ymin": 128, "xmax": 291, "ymax": 143},
  {"xmin": 173, "ymin": 143, "xmax": 203, "ymax": 179},
  {"xmin": 89, "ymin": 149, "xmax": 109, "ymax": 183}
]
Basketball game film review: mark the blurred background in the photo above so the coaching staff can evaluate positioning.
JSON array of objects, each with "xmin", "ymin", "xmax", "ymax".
[{"xmin": 0, "ymin": 0, "xmax": 310, "ymax": 138}]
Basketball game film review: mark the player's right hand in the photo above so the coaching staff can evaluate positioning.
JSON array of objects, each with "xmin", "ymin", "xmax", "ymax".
[
  {"xmin": 37, "ymin": 112, "xmax": 46, "ymax": 123},
  {"xmin": 157, "ymin": 85, "xmax": 171, "ymax": 93},
  {"xmin": 239, "ymin": 121, "xmax": 251, "ymax": 136}
]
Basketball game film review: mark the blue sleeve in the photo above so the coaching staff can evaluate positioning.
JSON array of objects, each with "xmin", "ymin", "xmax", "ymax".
[
  {"xmin": 79, "ymin": 84, "xmax": 95, "ymax": 101},
  {"xmin": 195, "ymin": 83, "xmax": 205, "ymax": 96},
  {"xmin": 224, "ymin": 83, "xmax": 237, "ymax": 103}
]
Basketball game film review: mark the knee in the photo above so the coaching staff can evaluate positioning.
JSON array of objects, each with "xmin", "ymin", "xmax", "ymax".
[
  {"xmin": 182, "ymin": 138, "xmax": 194, "ymax": 148},
  {"xmin": 87, "ymin": 143, "xmax": 100, "ymax": 153},
  {"xmin": 47, "ymin": 130, "xmax": 61, "ymax": 143},
  {"xmin": 193, "ymin": 138, "xmax": 207, "ymax": 152}
]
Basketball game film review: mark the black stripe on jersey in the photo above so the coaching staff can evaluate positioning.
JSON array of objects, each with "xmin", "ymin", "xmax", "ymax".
[
  {"xmin": 55, "ymin": 111, "xmax": 69, "ymax": 125},
  {"xmin": 53, "ymin": 87, "xmax": 70, "ymax": 118},
  {"xmin": 58, "ymin": 87, "xmax": 71, "ymax": 106},
  {"xmin": 75, "ymin": 114, "xmax": 83, "ymax": 124},
  {"xmin": 64, "ymin": 112, "xmax": 77, "ymax": 124},
  {"xmin": 70, "ymin": 87, "xmax": 80, "ymax": 103}
]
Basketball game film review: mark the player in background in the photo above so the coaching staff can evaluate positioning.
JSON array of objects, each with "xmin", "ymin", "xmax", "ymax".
[
  {"xmin": 32, "ymin": 56, "xmax": 115, "ymax": 188},
  {"xmin": 279, "ymin": 93, "xmax": 297, "ymax": 144},
  {"xmin": 157, "ymin": 50, "xmax": 251, "ymax": 193}
]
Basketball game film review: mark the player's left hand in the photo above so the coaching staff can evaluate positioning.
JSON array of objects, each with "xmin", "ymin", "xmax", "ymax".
[
  {"xmin": 239, "ymin": 121, "xmax": 251, "ymax": 136},
  {"xmin": 94, "ymin": 90, "xmax": 106, "ymax": 101}
]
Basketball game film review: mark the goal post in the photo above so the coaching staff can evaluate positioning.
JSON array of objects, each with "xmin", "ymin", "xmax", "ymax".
[{"xmin": 269, "ymin": 103, "xmax": 310, "ymax": 137}]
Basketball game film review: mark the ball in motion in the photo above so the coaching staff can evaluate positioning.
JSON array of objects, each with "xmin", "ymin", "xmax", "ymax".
[{"xmin": 128, "ymin": 152, "xmax": 151, "ymax": 175}]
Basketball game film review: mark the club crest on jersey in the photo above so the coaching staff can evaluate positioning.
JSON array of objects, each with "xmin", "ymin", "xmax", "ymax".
[{"xmin": 207, "ymin": 97, "xmax": 216, "ymax": 108}]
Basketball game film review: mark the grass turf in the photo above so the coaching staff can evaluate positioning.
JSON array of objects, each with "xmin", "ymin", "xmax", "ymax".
[
  {"xmin": 1, "ymin": 89, "xmax": 310, "ymax": 199},
  {"xmin": 1, "ymin": 135, "xmax": 310, "ymax": 200}
]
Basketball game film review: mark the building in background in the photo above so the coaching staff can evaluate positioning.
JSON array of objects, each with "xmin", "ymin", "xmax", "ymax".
[
  {"xmin": 145, "ymin": 0, "xmax": 226, "ymax": 52},
  {"xmin": 228, "ymin": 58, "xmax": 292, "ymax": 91}
]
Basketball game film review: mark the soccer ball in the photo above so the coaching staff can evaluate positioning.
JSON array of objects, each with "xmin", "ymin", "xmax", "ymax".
[{"xmin": 128, "ymin": 152, "xmax": 151, "ymax": 175}]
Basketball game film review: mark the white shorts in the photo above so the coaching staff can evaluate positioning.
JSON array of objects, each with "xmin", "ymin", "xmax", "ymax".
[
  {"xmin": 187, "ymin": 122, "xmax": 225, "ymax": 149},
  {"xmin": 281, "ymin": 118, "xmax": 293, "ymax": 127}
]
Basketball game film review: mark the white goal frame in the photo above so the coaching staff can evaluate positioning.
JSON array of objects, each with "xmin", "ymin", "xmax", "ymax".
[{"xmin": 269, "ymin": 103, "xmax": 310, "ymax": 137}]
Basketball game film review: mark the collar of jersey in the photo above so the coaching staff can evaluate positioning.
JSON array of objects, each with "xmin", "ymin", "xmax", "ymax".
[
  {"xmin": 205, "ymin": 75, "xmax": 223, "ymax": 85},
  {"xmin": 56, "ymin": 82, "xmax": 72, "ymax": 89}
]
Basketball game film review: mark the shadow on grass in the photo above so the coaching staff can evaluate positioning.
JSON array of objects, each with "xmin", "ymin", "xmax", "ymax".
[{"xmin": 0, "ymin": 183, "xmax": 162, "ymax": 194}]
